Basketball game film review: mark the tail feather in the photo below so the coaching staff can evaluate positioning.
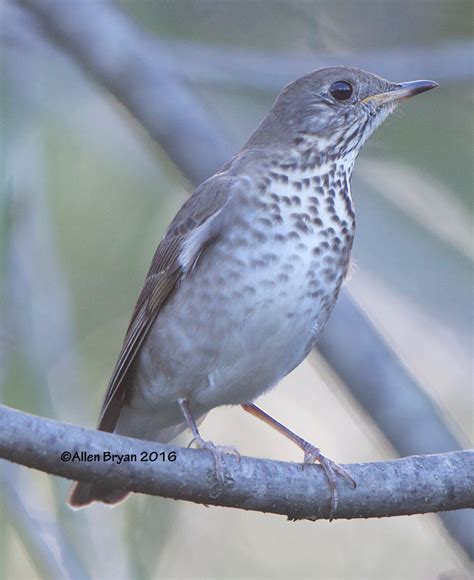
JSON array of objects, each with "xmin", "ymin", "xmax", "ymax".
[
  {"xmin": 68, "ymin": 481, "xmax": 129, "ymax": 510},
  {"xmin": 67, "ymin": 412, "xmax": 205, "ymax": 509}
]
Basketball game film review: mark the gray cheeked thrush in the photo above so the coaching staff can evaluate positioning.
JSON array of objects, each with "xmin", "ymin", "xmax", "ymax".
[{"xmin": 68, "ymin": 67, "xmax": 437, "ymax": 514}]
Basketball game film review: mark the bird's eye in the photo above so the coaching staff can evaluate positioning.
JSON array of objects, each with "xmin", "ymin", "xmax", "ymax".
[{"xmin": 329, "ymin": 81, "xmax": 353, "ymax": 101}]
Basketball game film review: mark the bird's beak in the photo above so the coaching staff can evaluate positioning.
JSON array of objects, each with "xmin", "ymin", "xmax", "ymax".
[{"xmin": 362, "ymin": 80, "xmax": 439, "ymax": 106}]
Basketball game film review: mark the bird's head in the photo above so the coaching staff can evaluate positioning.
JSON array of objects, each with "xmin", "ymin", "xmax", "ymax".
[{"xmin": 250, "ymin": 66, "xmax": 438, "ymax": 164}]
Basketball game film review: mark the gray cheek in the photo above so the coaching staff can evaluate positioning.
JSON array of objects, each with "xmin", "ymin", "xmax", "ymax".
[{"xmin": 303, "ymin": 106, "xmax": 339, "ymax": 134}]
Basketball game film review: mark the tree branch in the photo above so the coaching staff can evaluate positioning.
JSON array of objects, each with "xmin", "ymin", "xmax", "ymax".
[
  {"xmin": 165, "ymin": 39, "xmax": 474, "ymax": 90},
  {"xmin": 14, "ymin": 0, "xmax": 234, "ymax": 185},
  {"xmin": 1, "ymin": 405, "xmax": 473, "ymax": 520}
]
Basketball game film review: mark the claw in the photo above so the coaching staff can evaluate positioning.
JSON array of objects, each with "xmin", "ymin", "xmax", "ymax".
[
  {"xmin": 189, "ymin": 437, "xmax": 240, "ymax": 483},
  {"xmin": 239, "ymin": 403, "xmax": 356, "ymax": 521},
  {"xmin": 301, "ymin": 442, "xmax": 356, "ymax": 521},
  {"xmin": 218, "ymin": 444, "xmax": 241, "ymax": 463}
]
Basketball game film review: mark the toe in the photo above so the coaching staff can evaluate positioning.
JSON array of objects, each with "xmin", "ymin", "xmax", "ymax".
[
  {"xmin": 221, "ymin": 445, "xmax": 241, "ymax": 462},
  {"xmin": 299, "ymin": 444, "xmax": 356, "ymax": 519},
  {"xmin": 331, "ymin": 461, "xmax": 357, "ymax": 489}
]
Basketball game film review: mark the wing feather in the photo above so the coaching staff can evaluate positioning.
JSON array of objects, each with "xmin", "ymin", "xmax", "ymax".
[{"xmin": 97, "ymin": 174, "xmax": 239, "ymax": 432}]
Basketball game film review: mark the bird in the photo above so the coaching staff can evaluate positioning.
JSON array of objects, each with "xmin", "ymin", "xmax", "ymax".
[{"xmin": 68, "ymin": 66, "xmax": 437, "ymax": 514}]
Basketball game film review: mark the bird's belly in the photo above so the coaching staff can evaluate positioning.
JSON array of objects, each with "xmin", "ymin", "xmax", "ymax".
[{"xmin": 133, "ymin": 230, "xmax": 348, "ymax": 411}]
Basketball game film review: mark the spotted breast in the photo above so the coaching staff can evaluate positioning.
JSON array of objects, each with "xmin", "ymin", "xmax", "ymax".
[{"xmin": 128, "ymin": 144, "xmax": 355, "ymax": 421}]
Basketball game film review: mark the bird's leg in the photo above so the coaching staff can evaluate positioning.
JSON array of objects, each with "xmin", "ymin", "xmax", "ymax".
[
  {"xmin": 178, "ymin": 398, "xmax": 240, "ymax": 483},
  {"xmin": 241, "ymin": 403, "xmax": 356, "ymax": 519}
]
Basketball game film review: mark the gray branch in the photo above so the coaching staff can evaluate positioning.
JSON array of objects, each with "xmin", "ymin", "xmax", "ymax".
[
  {"xmin": 314, "ymin": 294, "xmax": 465, "ymax": 458},
  {"xmin": 14, "ymin": 0, "xmax": 234, "ymax": 185},
  {"xmin": 1, "ymin": 405, "xmax": 473, "ymax": 521},
  {"xmin": 315, "ymin": 294, "xmax": 474, "ymax": 558},
  {"xmin": 166, "ymin": 39, "xmax": 474, "ymax": 90}
]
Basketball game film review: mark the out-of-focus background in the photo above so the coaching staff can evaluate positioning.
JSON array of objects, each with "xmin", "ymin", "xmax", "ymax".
[{"xmin": 0, "ymin": 0, "xmax": 472, "ymax": 578}]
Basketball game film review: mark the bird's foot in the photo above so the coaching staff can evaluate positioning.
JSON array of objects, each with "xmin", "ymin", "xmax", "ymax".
[
  {"xmin": 188, "ymin": 437, "xmax": 241, "ymax": 483},
  {"xmin": 301, "ymin": 442, "xmax": 356, "ymax": 520},
  {"xmin": 240, "ymin": 403, "xmax": 356, "ymax": 520}
]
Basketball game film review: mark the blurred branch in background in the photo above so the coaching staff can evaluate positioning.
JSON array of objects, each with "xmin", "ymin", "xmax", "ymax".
[
  {"xmin": 1, "ymin": 4, "xmax": 139, "ymax": 575},
  {"xmin": 8, "ymin": 0, "xmax": 234, "ymax": 185},
  {"xmin": 163, "ymin": 38, "xmax": 474, "ymax": 90},
  {"xmin": 0, "ymin": 185, "xmax": 86, "ymax": 575},
  {"xmin": 313, "ymin": 293, "xmax": 466, "ymax": 455},
  {"xmin": 313, "ymin": 294, "xmax": 474, "ymax": 558},
  {"xmin": 1, "ymin": 405, "xmax": 473, "ymax": 521},
  {"xmin": 0, "ymin": 466, "xmax": 87, "ymax": 579},
  {"xmin": 8, "ymin": 0, "xmax": 474, "ymax": 559}
]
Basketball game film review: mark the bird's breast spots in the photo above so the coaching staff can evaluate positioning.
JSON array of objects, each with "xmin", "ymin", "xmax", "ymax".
[{"xmin": 261, "ymin": 166, "xmax": 355, "ymax": 232}]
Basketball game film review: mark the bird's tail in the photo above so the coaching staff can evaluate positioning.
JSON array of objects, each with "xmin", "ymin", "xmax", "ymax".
[
  {"xmin": 66, "ymin": 415, "xmax": 197, "ymax": 509},
  {"xmin": 68, "ymin": 482, "xmax": 129, "ymax": 509}
]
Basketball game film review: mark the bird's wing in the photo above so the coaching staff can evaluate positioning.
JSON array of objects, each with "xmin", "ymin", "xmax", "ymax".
[{"xmin": 97, "ymin": 173, "xmax": 239, "ymax": 432}]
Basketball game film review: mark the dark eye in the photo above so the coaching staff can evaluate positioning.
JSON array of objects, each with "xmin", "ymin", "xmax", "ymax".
[{"xmin": 329, "ymin": 81, "xmax": 353, "ymax": 101}]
